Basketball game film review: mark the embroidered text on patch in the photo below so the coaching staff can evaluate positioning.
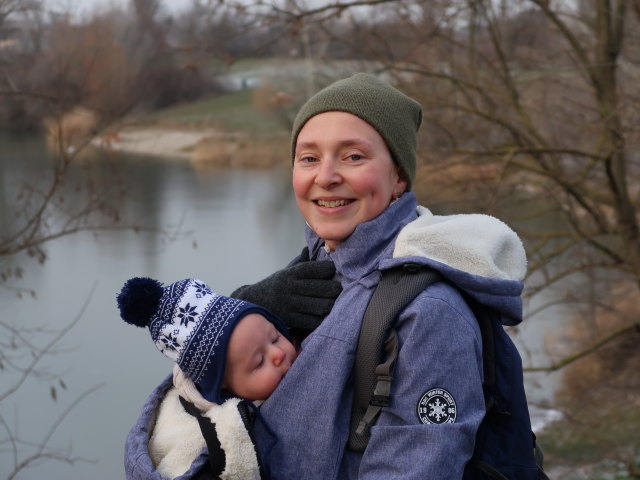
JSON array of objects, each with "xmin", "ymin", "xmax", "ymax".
[{"xmin": 417, "ymin": 388, "xmax": 457, "ymax": 424}]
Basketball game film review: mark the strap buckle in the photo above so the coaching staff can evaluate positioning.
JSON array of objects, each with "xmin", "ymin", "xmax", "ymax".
[{"xmin": 370, "ymin": 376, "xmax": 392, "ymax": 407}]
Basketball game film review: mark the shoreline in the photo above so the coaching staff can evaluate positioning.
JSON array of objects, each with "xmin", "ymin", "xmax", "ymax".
[
  {"xmin": 90, "ymin": 125, "xmax": 219, "ymax": 160},
  {"xmin": 89, "ymin": 123, "xmax": 290, "ymax": 168}
]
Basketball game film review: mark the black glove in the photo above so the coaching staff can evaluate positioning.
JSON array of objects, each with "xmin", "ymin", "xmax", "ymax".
[{"xmin": 231, "ymin": 247, "xmax": 342, "ymax": 332}]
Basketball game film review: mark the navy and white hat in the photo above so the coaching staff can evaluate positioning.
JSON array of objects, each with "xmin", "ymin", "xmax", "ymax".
[{"xmin": 116, "ymin": 277, "xmax": 291, "ymax": 404}]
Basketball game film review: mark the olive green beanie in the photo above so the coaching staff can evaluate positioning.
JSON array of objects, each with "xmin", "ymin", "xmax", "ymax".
[{"xmin": 291, "ymin": 73, "xmax": 422, "ymax": 188}]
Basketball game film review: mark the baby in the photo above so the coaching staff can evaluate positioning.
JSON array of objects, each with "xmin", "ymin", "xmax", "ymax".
[{"xmin": 116, "ymin": 277, "xmax": 297, "ymax": 479}]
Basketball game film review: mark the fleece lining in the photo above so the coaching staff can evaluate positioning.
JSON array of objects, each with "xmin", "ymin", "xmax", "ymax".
[{"xmin": 394, "ymin": 206, "xmax": 526, "ymax": 281}]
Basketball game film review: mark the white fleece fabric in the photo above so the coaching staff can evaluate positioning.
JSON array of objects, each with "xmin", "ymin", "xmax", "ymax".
[
  {"xmin": 393, "ymin": 206, "xmax": 527, "ymax": 281},
  {"xmin": 148, "ymin": 366, "xmax": 261, "ymax": 480},
  {"xmin": 149, "ymin": 387, "xmax": 206, "ymax": 478},
  {"xmin": 203, "ymin": 400, "xmax": 261, "ymax": 480}
]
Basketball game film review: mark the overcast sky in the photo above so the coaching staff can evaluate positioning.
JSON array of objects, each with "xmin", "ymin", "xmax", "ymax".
[{"xmin": 43, "ymin": 0, "xmax": 194, "ymax": 19}]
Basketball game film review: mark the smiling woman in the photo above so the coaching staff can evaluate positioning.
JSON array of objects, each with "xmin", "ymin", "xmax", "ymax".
[
  {"xmin": 248, "ymin": 73, "xmax": 537, "ymax": 480},
  {"xmin": 292, "ymin": 111, "xmax": 407, "ymax": 251}
]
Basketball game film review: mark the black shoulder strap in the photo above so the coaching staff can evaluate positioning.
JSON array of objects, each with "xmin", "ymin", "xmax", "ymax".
[
  {"xmin": 179, "ymin": 396, "xmax": 226, "ymax": 479},
  {"xmin": 463, "ymin": 294, "xmax": 496, "ymax": 401},
  {"xmin": 348, "ymin": 264, "xmax": 442, "ymax": 451}
]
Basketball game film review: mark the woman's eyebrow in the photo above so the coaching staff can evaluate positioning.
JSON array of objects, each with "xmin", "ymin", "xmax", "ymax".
[
  {"xmin": 295, "ymin": 141, "xmax": 318, "ymax": 151},
  {"xmin": 296, "ymin": 139, "xmax": 372, "ymax": 150},
  {"xmin": 337, "ymin": 139, "xmax": 370, "ymax": 149}
]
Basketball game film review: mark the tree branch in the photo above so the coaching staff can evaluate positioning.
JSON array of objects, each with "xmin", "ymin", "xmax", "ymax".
[
  {"xmin": 524, "ymin": 321, "xmax": 640, "ymax": 372},
  {"xmin": 0, "ymin": 284, "xmax": 96, "ymax": 403}
]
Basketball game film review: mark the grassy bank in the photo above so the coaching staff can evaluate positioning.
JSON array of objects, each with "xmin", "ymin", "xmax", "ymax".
[
  {"xmin": 145, "ymin": 88, "xmax": 290, "ymax": 134},
  {"xmin": 83, "ymin": 87, "xmax": 293, "ymax": 167}
]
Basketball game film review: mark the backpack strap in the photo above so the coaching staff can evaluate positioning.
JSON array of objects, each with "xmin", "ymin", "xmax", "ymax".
[
  {"xmin": 348, "ymin": 264, "xmax": 442, "ymax": 451},
  {"xmin": 349, "ymin": 264, "xmax": 550, "ymax": 479}
]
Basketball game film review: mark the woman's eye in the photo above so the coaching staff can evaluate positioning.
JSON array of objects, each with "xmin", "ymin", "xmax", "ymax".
[
  {"xmin": 347, "ymin": 154, "xmax": 362, "ymax": 161},
  {"xmin": 272, "ymin": 334, "xmax": 280, "ymax": 344},
  {"xmin": 299, "ymin": 156, "xmax": 317, "ymax": 163}
]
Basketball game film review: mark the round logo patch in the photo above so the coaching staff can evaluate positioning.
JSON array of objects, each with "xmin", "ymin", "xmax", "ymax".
[{"xmin": 417, "ymin": 388, "xmax": 457, "ymax": 424}]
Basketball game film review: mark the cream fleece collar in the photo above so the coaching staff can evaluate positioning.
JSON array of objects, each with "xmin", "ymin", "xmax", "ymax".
[
  {"xmin": 148, "ymin": 366, "xmax": 261, "ymax": 480},
  {"xmin": 393, "ymin": 206, "xmax": 527, "ymax": 281}
]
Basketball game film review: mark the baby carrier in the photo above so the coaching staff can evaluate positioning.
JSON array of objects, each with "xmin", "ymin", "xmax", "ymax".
[{"xmin": 349, "ymin": 264, "xmax": 550, "ymax": 480}]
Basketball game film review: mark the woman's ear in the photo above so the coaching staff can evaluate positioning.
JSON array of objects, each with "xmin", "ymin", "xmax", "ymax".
[{"xmin": 393, "ymin": 169, "xmax": 408, "ymax": 198}]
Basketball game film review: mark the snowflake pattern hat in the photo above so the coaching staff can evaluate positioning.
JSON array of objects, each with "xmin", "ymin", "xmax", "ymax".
[{"xmin": 116, "ymin": 277, "xmax": 291, "ymax": 404}]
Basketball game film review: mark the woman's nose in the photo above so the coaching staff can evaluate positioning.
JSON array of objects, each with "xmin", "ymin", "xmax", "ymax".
[{"xmin": 314, "ymin": 159, "xmax": 341, "ymax": 188}]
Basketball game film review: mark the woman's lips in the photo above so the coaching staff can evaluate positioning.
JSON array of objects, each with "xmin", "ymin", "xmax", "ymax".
[{"xmin": 314, "ymin": 199, "xmax": 354, "ymax": 208}]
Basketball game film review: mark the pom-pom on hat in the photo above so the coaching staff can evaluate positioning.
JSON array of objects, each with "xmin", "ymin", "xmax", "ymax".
[
  {"xmin": 116, "ymin": 277, "xmax": 291, "ymax": 404},
  {"xmin": 291, "ymin": 73, "xmax": 422, "ymax": 189}
]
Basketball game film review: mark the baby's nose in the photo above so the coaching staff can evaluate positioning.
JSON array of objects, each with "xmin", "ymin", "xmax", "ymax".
[{"xmin": 270, "ymin": 346, "xmax": 285, "ymax": 367}]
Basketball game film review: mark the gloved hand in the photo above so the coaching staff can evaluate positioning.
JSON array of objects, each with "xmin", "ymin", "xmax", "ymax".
[{"xmin": 231, "ymin": 247, "xmax": 342, "ymax": 332}]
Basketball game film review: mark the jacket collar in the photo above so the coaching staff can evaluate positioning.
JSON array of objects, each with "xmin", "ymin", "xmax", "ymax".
[{"xmin": 306, "ymin": 193, "xmax": 418, "ymax": 284}]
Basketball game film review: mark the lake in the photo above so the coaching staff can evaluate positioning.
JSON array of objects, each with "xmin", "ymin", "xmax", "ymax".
[{"xmin": 0, "ymin": 133, "xmax": 562, "ymax": 479}]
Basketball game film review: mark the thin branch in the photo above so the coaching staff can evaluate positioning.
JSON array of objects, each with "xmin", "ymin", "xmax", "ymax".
[
  {"xmin": 6, "ymin": 384, "xmax": 102, "ymax": 480},
  {"xmin": 524, "ymin": 321, "xmax": 640, "ymax": 372},
  {"xmin": 0, "ymin": 284, "xmax": 96, "ymax": 403},
  {"xmin": 271, "ymin": 0, "xmax": 397, "ymax": 20},
  {"xmin": 525, "ymin": 260, "xmax": 625, "ymax": 296},
  {"xmin": 457, "ymin": 146, "xmax": 602, "ymax": 161},
  {"xmin": 0, "ymin": 414, "xmax": 19, "ymax": 472},
  {"xmin": 528, "ymin": 0, "xmax": 601, "ymax": 94},
  {"xmin": 526, "ymin": 238, "xmax": 579, "ymax": 272}
]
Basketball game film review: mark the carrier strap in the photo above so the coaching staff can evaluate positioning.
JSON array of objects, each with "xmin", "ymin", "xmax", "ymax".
[
  {"xmin": 348, "ymin": 264, "xmax": 442, "ymax": 451},
  {"xmin": 179, "ymin": 396, "xmax": 226, "ymax": 478}
]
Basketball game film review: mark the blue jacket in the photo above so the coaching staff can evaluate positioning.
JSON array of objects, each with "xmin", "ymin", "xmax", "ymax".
[
  {"xmin": 124, "ymin": 192, "xmax": 527, "ymax": 480},
  {"xmin": 254, "ymin": 193, "xmax": 526, "ymax": 479}
]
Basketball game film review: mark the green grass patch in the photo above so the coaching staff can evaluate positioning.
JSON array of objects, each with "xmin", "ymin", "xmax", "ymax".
[
  {"xmin": 227, "ymin": 57, "xmax": 279, "ymax": 73},
  {"xmin": 145, "ymin": 89, "xmax": 288, "ymax": 134}
]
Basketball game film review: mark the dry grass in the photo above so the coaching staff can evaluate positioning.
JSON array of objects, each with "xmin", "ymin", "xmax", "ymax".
[
  {"xmin": 44, "ymin": 106, "xmax": 99, "ymax": 156},
  {"xmin": 540, "ymin": 281, "xmax": 640, "ymax": 472},
  {"xmin": 412, "ymin": 157, "xmax": 507, "ymax": 210},
  {"xmin": 556, "ymin": 282, "xmax": 639, "ymax": 404},
  {"xmin": 190, "ymin": 132, "xmax": 290, "ymax": 170}
]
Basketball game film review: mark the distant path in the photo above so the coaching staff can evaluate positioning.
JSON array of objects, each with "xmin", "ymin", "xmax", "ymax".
[{"xmin": 92, "ymin": 126, "xmax": 218, "ymax": 159}]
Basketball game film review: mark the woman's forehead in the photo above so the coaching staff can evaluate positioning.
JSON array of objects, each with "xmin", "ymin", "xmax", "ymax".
[{"xmin": 297, "ymin": 112, "xmax": 386, "ymax": 146}]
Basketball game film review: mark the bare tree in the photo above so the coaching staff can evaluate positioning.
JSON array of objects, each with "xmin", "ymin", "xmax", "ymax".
[
  {"xmin": 235, "ymin": 0, "xmax": 640, "ymax": 472},
  {"xmin": 258, "ymin": 0, "xmax": 640, "ymax": 358},
  {"xmin": 0, "ymin": 4, "xmax": 175, "ymax": 476},
  {"xmin": 0, "ymin": 0, "xmax": 39, "ymax": 30}
]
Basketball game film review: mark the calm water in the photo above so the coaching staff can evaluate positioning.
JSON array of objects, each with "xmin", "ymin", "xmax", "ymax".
[{"xmin": 0, "ymin": 134, "xmax": 562, "ymax": 480}]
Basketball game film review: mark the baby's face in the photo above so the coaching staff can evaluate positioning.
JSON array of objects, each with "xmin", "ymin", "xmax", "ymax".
[{"xmin": 223, "ymin": 313, "xmax": 297, "ymax": 401}]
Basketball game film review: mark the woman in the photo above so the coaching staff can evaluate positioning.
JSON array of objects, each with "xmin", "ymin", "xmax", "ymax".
[
  {"xmin": 249, "ymin": 73, "xmax": 529, "ymax": 479},
  {"xmin": 124, "ymin": 73, "xmax": 530, "ymax": 479}
]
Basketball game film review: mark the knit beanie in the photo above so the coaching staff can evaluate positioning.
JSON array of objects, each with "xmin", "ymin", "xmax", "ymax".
[
  {"xmin": 291, "ymin": 73, "xmax": 422, "ymax": 188},
  {"xmin": 116, "ymin": 277, "xmax": 291, "ymax": 404}
]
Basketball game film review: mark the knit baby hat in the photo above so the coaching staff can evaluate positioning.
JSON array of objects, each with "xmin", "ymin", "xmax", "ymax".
[
  {"xmin": 116, "ymin": 277, "xmax": 291, "ymax": 404},
  {"xmin": 291, "ymin": 73, "xmax": 423, "ymax": 189}
]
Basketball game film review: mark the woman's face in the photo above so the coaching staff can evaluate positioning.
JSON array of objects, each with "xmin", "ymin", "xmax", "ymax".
[{"xmin": 293, "ymin": 111, "xmax": 407, "ymax": 251}]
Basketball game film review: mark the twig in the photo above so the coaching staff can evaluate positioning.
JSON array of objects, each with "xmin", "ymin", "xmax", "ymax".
[
  {"xmin": 6, "ymin": 384, "xmax": 103, "ymax": 480},
  {"xmin": 0, "ymin": 283, "xmax": 96, "ymax": 402},
  {"xmin": 524, "ymin": 321, "xmax": 640, "ymax": 372}
]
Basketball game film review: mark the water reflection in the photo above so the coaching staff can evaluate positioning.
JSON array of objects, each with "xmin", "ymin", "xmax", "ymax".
[
  {"xmin": 0, "ymin": 134, "xmax": 561, "ymax": 479},
  {"xmin": 0, "ymin": 136, "xmax": 304, "ymax": 480}
]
